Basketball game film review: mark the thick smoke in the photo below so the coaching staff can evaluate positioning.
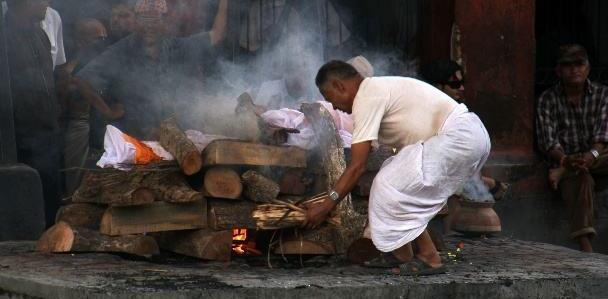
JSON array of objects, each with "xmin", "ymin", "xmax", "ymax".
[{"xmin": 461, "ymin": 176, "xmax": 494, "ymax": 203}]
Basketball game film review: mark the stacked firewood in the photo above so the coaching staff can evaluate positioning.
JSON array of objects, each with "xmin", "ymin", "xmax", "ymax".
[{"xmin": 37, "ymin": 102, "xmax": 367, "ymax": 262}]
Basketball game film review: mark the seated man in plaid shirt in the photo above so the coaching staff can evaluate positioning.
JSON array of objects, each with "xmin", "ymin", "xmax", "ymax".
[{"xmin": 536, "ymin": 44, "xmax": 608, "ymax": 253}]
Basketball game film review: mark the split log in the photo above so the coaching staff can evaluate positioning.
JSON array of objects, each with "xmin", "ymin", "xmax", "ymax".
[
  {"xmin": 73, "ymin": 167, "xmax": 201, "ymax": 206},
  {"xmin": 203, "ymin": 167, "xmax": 243, "ymax": 199},
  {"xmin": 252, "ymin": 196, "xmax": 339, "ymax": 230},
  {"xmin": 279, "ymin": 168, "xmax": 310, "ymax": 195},
  {"xmin": 100, "ymin": 200, "xmax": 206, "ymax": 236},
  {"xmin": 365, "ymin": 145, "xmax": 395, "ymax": 172},
  {"xmin": 37, "ymin": 221, "xmax": 159, "ymax": 257},
  {"xmin": 55, "ymin": 203, "xmax": 106, "ymax": 229},
  {"xmin": 72, "ymin": 183, "xmax": 156, "ymax": 207},
  {"xmin": 157, "ymin": 229, "xmax": 232, "ymax": 262},
  {"xmin": 241, "ymin": 170, "xmax": 280, "ymax": 203},
  {"xmin": 159, "ymin": 118, "xmax": 203, "ymax": 175},
  {"xmin": 152, "ymin": 173, "xmax": 203, "ymax": 203},
  {"xmin": 300, "ymin": 103, "xmax": 367, "ymax": 254},
  {"xmin": 207, "ymin": 198, "xmax": 257, "ymax": 230},
  {"xmin": 353, "ymin": 171, "xmax": 376, "ymax": 197},
  {"xmin": 202, "ymin": 140, "xmax": 307, "ymax": 168}
]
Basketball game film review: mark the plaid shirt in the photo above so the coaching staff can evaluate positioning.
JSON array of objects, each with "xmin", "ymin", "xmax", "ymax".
[{"xmin": 536, "ymin": 80, "xmax": 608, "ymax": 155}]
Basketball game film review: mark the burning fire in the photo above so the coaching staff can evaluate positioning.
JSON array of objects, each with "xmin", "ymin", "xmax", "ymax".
[{"xmin": 232, "ymin": 228, "xmax": 248, "ymax": 255}]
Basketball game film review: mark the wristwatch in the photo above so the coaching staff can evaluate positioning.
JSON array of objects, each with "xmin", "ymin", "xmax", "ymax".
[
  {"xmin": 329, "ymin": 190, "xmax": 340, "ymax": 203},
  {"xmin": 590, "ymin": 149, "xmax": 600, "ymax": 159}
]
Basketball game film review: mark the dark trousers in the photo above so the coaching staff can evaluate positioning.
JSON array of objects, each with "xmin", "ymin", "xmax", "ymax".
[
  {"xmin": 558, "ymin": 153, "xmax": 608, "ymax": 239},
  {"xmin": 17, "ymin": 132, "xmax": 61, "ymax": 228}
]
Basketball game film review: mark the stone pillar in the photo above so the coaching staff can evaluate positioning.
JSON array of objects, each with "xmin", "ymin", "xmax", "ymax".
[
  {"xmin": 455, "ymin": 0, "xmax": 536, "ymax": 161},
  {"xmin": 0, "ymin": 9, "xmax": 45, "ymax": 240}
]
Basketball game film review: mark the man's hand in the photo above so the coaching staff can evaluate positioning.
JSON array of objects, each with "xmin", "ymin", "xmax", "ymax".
[
  {"xmin": 303, "ymin": 197, "xmax": 336, "ymax": 229},
  {"xmin": 563, "ymin": 154, "xmax": 594, "ymax": 171}
]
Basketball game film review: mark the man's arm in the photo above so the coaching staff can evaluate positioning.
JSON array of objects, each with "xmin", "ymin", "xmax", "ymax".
[
  {"xmin": 209, "ymin": 0, "xmax": 228, "ymax": 46},
  {"xmin": 304, "ymin": 141, "xmax": 372, "ymax": 229}
]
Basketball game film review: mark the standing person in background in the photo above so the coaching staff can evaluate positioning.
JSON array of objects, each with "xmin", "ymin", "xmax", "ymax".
[
  {"xmin": 108, "ymin": 2, "xmax": 136, "ymax": 44},
  {"xmin": 5, "ymin": 0, "xmax": 62, "ymax": 228},
  {"xmin": 76, "ymin": 0, "xmax": 229, "ymax": 140},
  {"xmin": 58, "ymin": 18, "xmax": 124, "ymax": 195}
]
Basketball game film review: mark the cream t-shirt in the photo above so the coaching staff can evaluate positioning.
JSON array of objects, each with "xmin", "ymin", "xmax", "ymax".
[{"xmin": 351, "ymin": 77, "xmax": 458, "ymax": 149}]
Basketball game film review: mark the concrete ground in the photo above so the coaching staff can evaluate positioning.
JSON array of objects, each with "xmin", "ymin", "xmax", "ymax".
[{"xmin": 1, "ymin": 236, "xmax": 608, "ymax": 299}]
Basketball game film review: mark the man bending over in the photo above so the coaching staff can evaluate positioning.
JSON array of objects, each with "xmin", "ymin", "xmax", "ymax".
[{"xmin": 305, "ymin": 61, "xmax": 491, "ymax": 275}]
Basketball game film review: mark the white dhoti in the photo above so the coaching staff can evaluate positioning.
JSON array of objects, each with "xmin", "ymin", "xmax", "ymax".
[{"xmin": 369, "ymin": 104, "xmax": 491, "ymax": 252}]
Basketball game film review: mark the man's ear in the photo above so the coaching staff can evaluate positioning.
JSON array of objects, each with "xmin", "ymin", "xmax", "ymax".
[{"xmin": 331, "ymin": 79, "xmax": 345, "ymax": 93}]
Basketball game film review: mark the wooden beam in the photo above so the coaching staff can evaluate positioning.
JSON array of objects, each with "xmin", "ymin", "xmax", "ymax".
[
  {"xmin": 157, "ymin": 229, "xmax": 232, "ymax": 262},
  {"xmin": 202, "ymin": 140, "xmax": 307, "ymax": 168},
  {"xmin": 100, "ymin": 200, "xmax": 206, "ymax": 236}
]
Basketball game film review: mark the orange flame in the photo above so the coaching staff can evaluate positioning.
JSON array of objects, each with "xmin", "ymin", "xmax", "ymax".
[{"xmin": 232, "ymin": 229, "xmax": 248, "ymax": 255}]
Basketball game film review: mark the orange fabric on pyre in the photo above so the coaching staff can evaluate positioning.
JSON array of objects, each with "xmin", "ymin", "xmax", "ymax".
[{"xmin": 122, "ymin": 133, "xmax": 162, "ymax": 164}]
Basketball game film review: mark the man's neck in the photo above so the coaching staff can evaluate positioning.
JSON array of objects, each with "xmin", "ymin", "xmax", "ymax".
[{"xmin": 562, "ymin": 81, "xmax": 586, "ymax": 104}]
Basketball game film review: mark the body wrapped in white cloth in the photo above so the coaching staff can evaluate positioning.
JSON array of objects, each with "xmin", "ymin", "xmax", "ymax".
[{"xmin": 369, "ymin": 104, "xmax": 490, "ymax": 252}]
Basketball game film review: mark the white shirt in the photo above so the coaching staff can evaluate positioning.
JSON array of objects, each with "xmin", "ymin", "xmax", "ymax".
[
  {"xmin": 351, "ymin": 77, "xmax": 458, "ymax": 150},
  {"xmin": 40, "ymin": 7, "xmax": 66, "ymax": 68}
]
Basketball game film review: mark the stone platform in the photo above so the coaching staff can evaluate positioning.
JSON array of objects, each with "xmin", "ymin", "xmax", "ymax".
[{"xmin": 1, "ymin": 237, "xmax": 608, "ymax": 299}]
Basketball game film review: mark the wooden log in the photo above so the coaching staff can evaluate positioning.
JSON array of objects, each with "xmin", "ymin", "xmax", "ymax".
[
  {"xmin": 159, "ymin": 117, "xmax": 203, "ymax": 175},
  {"xmin": 203, "ymin": 167, "xmax": 243, "ymax": 199},
  {"xmin": 300, "ymin": 103, "xmax": 367, "ymax": 254},
  {"xmin": 100, "ymin": 200, "xmax": 206, "ymax": 236},
  {"xmin": 274, "ymin": 240, "xmax": 335, "ymax": 255},
  {"xmin": 55, "ymin": 203, "xmax": 106, "ymax": 229},
  {"xmin": 353, "ymin": 171, "xmax": 376, "ymax": 197},
  {"xmin": 207, "ymin": 198, "xmax": 257, "ymax": 230},
  {"xmin": 73, "ymin": 167, "xmax": 201, "ymax": 206},
  {"xmin": 157, "ymin": 229, "xmax": 232, "ymax": 262},
  {"xmin": 202, "ymin": 140, "xmax": 307, "ymax": 168},
  {"xmin": 365, "ymin": 145, "xmax": 395, "ymax": 172},
  {"xmin": 252, "ymin": 196, "xmax": 340, "ymax": 230},
  {"xmin": 36, "ymin": 221, "xmax": 159, "ymax": 257},
  {"xmin": 73, "ymin": 184, "xmax": 156, "ymax": 207},
  {"xmin": 279, "ymin": 168, "xmax": 310, "ymax": 195},
  {"xmin": 241, "ymin": 170, "xmax": 280, "ymax": 203},
  {"xmin": 153, "ymin": 173, "xmax": 204, "ymax": 203}
]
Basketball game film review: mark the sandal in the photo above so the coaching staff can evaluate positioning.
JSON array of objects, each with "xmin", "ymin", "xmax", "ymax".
[
  {"xmin": 362, "ymin": 252, "xmax": 403, "ymax": 268},
  {"xmin": 393, "ymin": 257, "xmax": 446, "ymax": 276},
  {"xmin": 490, "ymin": 180, "xmax": 510, "ymax": 201}
]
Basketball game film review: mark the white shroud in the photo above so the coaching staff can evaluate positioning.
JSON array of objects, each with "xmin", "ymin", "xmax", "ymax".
[{"xmin": 369, "ymin": 104, "xmax": 491, "ymax": 252}]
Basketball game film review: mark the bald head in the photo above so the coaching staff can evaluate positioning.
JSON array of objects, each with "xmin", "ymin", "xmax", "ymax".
[{"xmin": 76, "ymin": 18, "xmax": 107, "ymax": 49}]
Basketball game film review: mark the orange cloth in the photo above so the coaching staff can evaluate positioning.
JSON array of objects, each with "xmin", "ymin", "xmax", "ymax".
[{"xmin": 122, "ymin": 133, "xmax": 162, "ymax": 164}]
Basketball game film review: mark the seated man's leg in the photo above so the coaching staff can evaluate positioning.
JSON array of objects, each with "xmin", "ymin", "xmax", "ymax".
[{"xmin": 559, "ymin": 171, "xmax": 595, "ymax": 252}]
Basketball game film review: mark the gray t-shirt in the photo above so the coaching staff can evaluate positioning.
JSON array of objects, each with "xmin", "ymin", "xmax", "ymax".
[{"xmin": 77, "ymin": 32, "xmax": 213, "ymax": 139}]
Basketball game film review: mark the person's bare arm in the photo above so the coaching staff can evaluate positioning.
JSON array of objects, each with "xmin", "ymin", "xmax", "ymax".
[
  {"xmin": 75, "ymin": 77, "xmax": 124, "ymax": 120},
  {"xmin": 304, "ymin": 141, "xmax": 372, "ymax": 229},
  {"xmin": 209, "ymin": 0, "xmax": 228, "ymax": 46}
]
